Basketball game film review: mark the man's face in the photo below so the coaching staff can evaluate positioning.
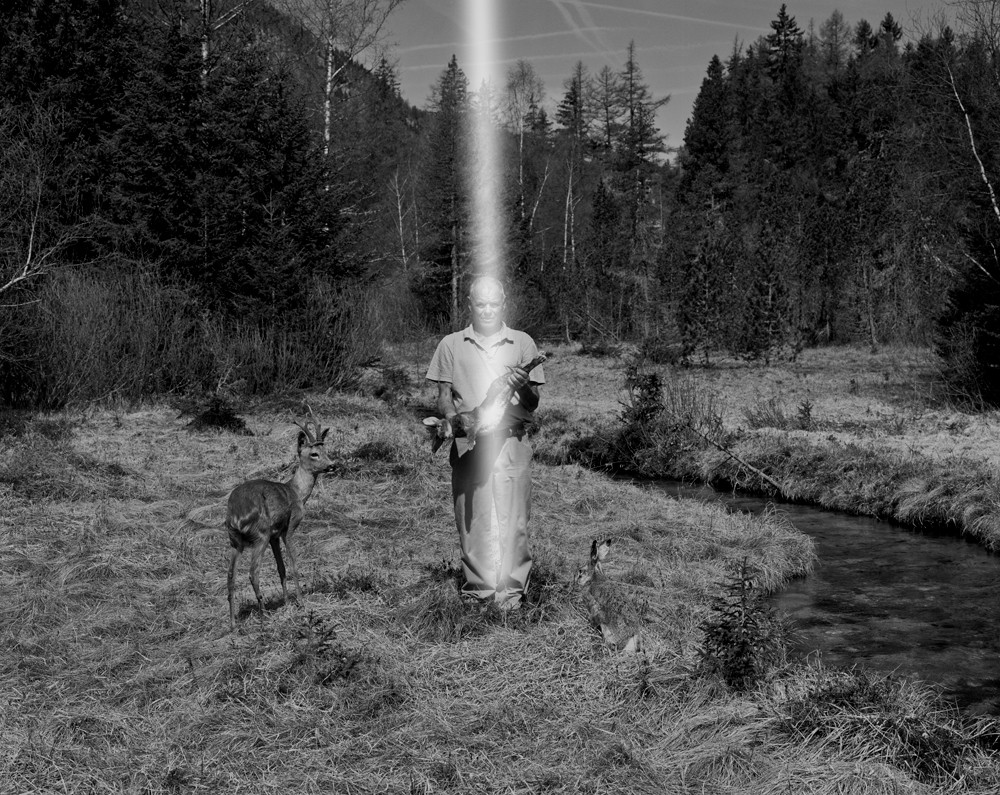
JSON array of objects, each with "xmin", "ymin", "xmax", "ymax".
[{"xmin": 469, "ymin": 284, "xmax": 505, "ymax": 335}]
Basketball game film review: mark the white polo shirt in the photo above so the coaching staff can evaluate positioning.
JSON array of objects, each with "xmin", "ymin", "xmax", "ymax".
[{"xmin": 426, "ymin": 324, "xmax": 545, "ymax": 423}]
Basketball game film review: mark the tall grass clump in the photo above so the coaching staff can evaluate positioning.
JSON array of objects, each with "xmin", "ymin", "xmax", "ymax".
[
  {"xmin": 198, "ymin": 279, "xmax": 382, "ymax": 395},
  {"xmin": 6, "ymin": 267, "xmax": 383, "ymax": 408},
  {"xmin": 27, "ymin": 266, "xmax": 202, "ymax": 406},
  {"xmin": 744, "ymin": 394, "xmax": 816, "ymax": 431},
  {"xmin": 772, "ymin": 663, "xmax": 1000, "ymax": 788}
]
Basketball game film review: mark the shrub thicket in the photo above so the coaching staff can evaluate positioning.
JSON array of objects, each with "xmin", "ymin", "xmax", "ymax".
[{"xmin": 1, "ymin": 267, "xmax": 382, "ymax": 407}]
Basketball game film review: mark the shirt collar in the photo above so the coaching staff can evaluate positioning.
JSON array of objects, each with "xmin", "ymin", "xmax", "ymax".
[{"xmin": 463, "ymin": 323, "xmax": 512, "ymax": 350}]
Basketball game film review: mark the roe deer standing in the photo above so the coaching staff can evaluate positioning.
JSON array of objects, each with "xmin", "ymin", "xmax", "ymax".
[{"xmin": 226, "ymin": 413, "xmax": 334, "ymax": 629}]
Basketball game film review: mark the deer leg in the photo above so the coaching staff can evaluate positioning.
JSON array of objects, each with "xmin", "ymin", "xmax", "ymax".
[
  {"xmin": 283, "ymin": 529, "xmax": 302, "ymax": 603},
  {"xmin": 248, "ymin": 540, "xmax": 268, "ymax": 621},
  {"xmin": 227, "ymin": 547, "xmax": 241, "ymax": 630},
  {"xmin": 270, "ymin": 537, "xmax": 288, "ymax": 605}
]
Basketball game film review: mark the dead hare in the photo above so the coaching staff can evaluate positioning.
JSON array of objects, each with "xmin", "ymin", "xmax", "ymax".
[{"xmin": 576, "ymin": 538, "xmax": 642, "ymax": 653}]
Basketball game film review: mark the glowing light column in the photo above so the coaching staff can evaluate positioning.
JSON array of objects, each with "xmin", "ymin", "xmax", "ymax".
[
  {"xmin": 466, "ymin": 0, "xmax": 504, "ymax": 284},
  {"xmin": 467, "ymin": 0, "xmax": 506, "ymax": 595}
]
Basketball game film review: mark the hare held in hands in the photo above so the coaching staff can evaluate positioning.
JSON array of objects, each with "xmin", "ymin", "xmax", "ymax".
[
  {"xmin": 225, "ymin": 414, "xmax": 334, "ymax": 629},
  {"xmin": 577, "ymin": 538, "xmax": 641, "ymax": 654}
]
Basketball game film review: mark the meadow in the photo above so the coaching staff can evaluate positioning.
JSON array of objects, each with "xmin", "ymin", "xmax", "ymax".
[
  {"xmin": 2, "ymin": 342, "xmax": 999, "ymax": 793},
  {"xmin": 522, "ymin": 344, "xmax": 1000, "ymax": 551}
]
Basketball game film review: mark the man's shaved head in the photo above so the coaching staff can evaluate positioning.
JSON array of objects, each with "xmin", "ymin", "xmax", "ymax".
[{"xmin": 469, "ymin": 275, "xmax": 506, "ymax": 301}]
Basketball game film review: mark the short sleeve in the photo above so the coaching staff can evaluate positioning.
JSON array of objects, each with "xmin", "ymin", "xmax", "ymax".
[
  {"xmin": 522, "ymin": 333, "xmax": 545, "ymax": 385},
  {"xmin": 425, "ymin": 337, "xmax": 454, "ymax": 383}
]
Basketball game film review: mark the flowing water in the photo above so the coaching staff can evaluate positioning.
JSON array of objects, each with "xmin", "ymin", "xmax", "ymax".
[{"xmin": 652, "ymin": 479, "xmax": 1000, "ymax": 715}]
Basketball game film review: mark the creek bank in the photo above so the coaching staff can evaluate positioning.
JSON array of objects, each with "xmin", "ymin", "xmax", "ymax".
[{"xmin": 533, "ymin": 415, "xmax": 1000, "ymax": 552}]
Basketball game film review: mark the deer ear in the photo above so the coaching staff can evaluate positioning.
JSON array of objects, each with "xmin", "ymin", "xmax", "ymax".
[
  {"xmin": 321, "ymin": 427, "xmax": 330, "ymax": 443},
  {"xmin": 595, "ymin": 539, "xmax": 612, "ymax": 562},
  {"xmin": 297, "ymin": 429, "xmax": 308, "ymax": 449}
]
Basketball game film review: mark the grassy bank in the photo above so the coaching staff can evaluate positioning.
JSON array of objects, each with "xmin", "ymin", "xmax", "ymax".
[
  {"xmin": 514, "ymin": 343, "xmax": 1000, "ymax": 552},
  {"xmin": 2, "ymin": 374, "xmax": 999, "ymax": 792}
]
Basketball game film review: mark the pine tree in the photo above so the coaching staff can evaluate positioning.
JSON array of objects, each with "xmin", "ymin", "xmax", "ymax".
[
  {"xmin": 106, "ymin": 19, "xmax": 344, "ymax": 321},
  {"xmin": 854, "ymin": 20, "xmax": 876, "ymax": 56},
  {"xmin": 419, "ymin": 55, "xmax": 470, "ymax": 328},
  {"xmin": 680, "ymin": 55, "xmax": 731, "ymax": 199},
  {"xmin": 765, "ymin": 4, "xmax": 804, "ymax": 80}
]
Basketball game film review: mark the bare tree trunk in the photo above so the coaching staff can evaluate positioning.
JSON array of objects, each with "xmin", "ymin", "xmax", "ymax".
[
  {"xmin": 199, "ymin": 0, "xmax": 258, "ymax": 86},
  {"xmin": 451, "ymin": 221, "xmax": 460, "ymax": 327},
  {"xmin": 518, "ymin": 126, "xmax": 525, "ymax": 221},
  {"xmin": 201, "ymin": 0, "xmax": 211, "ymax": 87},
  {"xmin": 411, "ymin": 176, "xmax": 420, "ymax": 268},
  {"xmin": 946, "ymin": 62, "xmax": 1000, "ymax": 227},
  {"xmin": 324, "ymin": 41, "xmax": 334, "ymax": 157},
  {"xmin": 390, "ymin": 168, "xmax": 409, "ymax": 271},
  {"xmin": 528, "ymin": 157, "xmax": 549, "ymax": 240},
  {"xmin": 562, "ymin": 162, "xmax": 578, "ymax": 267}
]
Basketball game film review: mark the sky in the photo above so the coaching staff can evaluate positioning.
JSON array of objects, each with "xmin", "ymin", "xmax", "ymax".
[{"xmin": 385, "ymin": 0, "xmax": 938, "ymax": 154}]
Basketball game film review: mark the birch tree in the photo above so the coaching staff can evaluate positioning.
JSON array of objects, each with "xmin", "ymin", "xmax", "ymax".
[
  {"xmin": 274, "ymin": 0, "xmax": 406, "ymax": 155},
  {"xmin": 555, "ymin": 61, "xmax": 594, "ymax": 266},
  {"xmin": 503, "ymin": 60, "xmax": 546, "ymax": 224}
]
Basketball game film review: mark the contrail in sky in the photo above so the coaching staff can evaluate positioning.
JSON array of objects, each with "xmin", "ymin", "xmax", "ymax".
[
  {"xmin": 397, "ymin": 26, "xmax": 618, "ymax": 54},
  {"xmin": 568, "ymin": 0, "xmax": 770, "ymax": 34},
  {"xmin": 549, "ymin": 0, "xmax": 615, "ymax": 55}
]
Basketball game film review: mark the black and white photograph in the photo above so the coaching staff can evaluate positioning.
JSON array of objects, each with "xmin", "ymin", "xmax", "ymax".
[{"xmin": 3, "ymin": 1, "xmax": 1000, "ymax": 792}]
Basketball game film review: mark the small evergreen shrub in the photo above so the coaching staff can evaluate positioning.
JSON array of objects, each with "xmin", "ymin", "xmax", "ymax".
[
  {"xmin": 620, "ymin": 362, "xmax": 664, "ymax": 425},
  {"xmin": 697, "ymin": 558, "xmax": 788, "ymax": 691},
  {"xmin": 288, "ymin": 610, "xmax": 361, "ymax": 686}
]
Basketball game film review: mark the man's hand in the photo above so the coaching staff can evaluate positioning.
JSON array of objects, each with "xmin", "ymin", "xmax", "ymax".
[
  {"xmin": 506, "ymin": 366, "xmax": 530, "ymax": 390},
  {"xmin": 441, "ymin": 413, "xmax": 462, "ymax": 439}
]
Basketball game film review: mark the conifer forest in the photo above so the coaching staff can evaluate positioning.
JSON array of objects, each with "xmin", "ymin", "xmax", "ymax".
[{"xmin": 4, "ymin": 1, "xmax": 1000, "ymax": 406}]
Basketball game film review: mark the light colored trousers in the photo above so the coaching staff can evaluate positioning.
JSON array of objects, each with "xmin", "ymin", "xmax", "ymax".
[{"xmin": 450, "ymin": 434, "xmax": 533, "ymax": 605}]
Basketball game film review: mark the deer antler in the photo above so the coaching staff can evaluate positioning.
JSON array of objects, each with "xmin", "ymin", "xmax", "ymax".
[{"xmin": 296, "ymin": 403, "xmax": 326, "ymax": 445}]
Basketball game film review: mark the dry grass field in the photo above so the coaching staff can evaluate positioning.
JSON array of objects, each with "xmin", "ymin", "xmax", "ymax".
[
  {"xmin": 400, "ymin": 339, "xmax": 1000, "ymax": 467},
  {"xmin": 3, "ymin": 342, "xmax": 999, "ymax": 793}
]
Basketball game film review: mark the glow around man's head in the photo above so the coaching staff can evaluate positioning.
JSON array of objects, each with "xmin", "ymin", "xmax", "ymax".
[
  {"xmin": 469, "ymin": 275, "xmax": 505, "ymax": 302},
  {"xmin": 466, "ymin": 0, "xmax": 503, "ymax": 285}
]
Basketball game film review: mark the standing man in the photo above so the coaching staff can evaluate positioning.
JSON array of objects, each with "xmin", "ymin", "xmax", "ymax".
[{"xmin": 426, "ymin": 276, "xmax": 545, "ymax": 610}]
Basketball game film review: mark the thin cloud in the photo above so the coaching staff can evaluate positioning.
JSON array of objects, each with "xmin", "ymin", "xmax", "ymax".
[
  {"xmin": 397, "ymin": 26, "xmax": 617, "ymax": 55},
  {"xmin": 549, "ymin": 0, "xmax": 615, "ymax": 54},
  {"xmin": 569, "ymin": 0, "xmax": 770, "ymax": 34},
  {"xmin": 400, "ymin": 47, "xmax": 624, "ymax": 73}
]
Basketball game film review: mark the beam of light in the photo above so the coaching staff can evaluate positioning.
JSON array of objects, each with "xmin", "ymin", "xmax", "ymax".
[
  {"xmin": 466, "ymin": 0, "xmax": 503, "ymax": 285},
  {"xmin": 466, "ymin": 0, "xmax": 504, "ymax": 597}
]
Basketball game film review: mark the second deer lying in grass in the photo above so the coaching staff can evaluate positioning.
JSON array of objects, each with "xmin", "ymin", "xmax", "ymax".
[
  {"xmin": 577, "ymin": 538, "xmax": 642, "ymax": 654},
  {"xmin": 226, "ymin": 413, "xmax": 334, "ymax": 629}
]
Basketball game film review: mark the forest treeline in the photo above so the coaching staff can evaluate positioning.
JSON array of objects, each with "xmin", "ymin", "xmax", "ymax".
[{"xmin": 2, "ymin": 0, "xmax": 1000, "ymax": 407}]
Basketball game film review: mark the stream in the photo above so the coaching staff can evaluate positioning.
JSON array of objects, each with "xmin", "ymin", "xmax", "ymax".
[{"xmin": 652, "ymin": 479, "xmax": 1000, "ymax": 715}]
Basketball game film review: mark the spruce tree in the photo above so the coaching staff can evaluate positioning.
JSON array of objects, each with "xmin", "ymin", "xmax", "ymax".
[{"xmin": 418, "ymin": 55, "xmax": 470, "ymax": 328}]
